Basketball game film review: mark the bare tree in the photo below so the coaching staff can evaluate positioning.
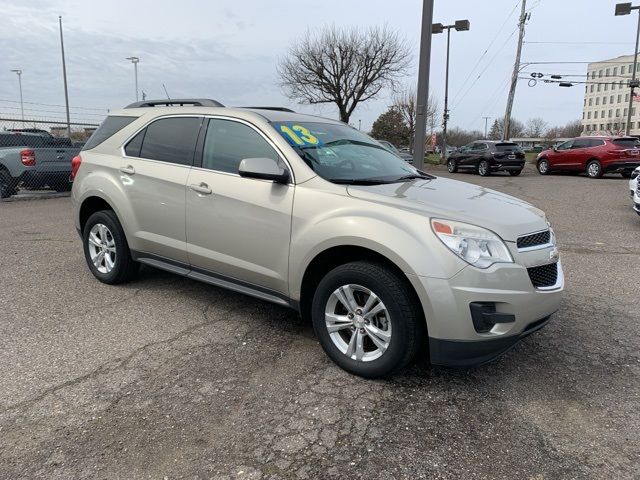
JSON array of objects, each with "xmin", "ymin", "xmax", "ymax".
[
  {"xmin": 278, "ymin": 26, "xmax": 411, "ymax": 123},
  {"xmin": 525, "ymin": 117, "xmax": 548, "ymax": 137},
  {"xmin": 392, "ymin": 88, "xmax": 438, "ymax": 153}
]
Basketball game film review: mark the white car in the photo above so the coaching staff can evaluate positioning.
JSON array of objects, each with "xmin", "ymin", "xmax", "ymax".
[{"xmin": 631, "ymin": 167, "xmax": 640, "ymax": 215}]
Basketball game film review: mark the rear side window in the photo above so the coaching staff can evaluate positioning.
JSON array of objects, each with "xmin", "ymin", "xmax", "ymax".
[
  {"xmin": 202, "ymin": 119, "xmax": 278, "ymax": 174},
  {"xmin": 572, "ymin": 138, "xmax": 591, "ymax": 148},
  {"xmin": 587, "ymin": 139, "xmax": 605, "ymax": 147},
  {"xmin": 124, "ymin": 130, "xmax": 145, "ymax": 157},
  {"xmin": 138, "ymin": 117, "xmax": 202, "ymax": 165},
  {"xmin": 612, "ymin": 137, "xmax": 640, "ymax": 147},
  {"xmin": 83, "ymin": 116, "xmax": 137, "ymax": 150}
]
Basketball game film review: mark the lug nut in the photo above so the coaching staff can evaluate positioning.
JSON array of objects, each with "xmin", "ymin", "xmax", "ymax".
[
  {"xmin": 356, "ymin": 309, "xmax": 362, "ymax": 315},
  {"xmin": 348, "ymin": 313, "xmax": 354, "ymax": 319},
  {"xmin": 360, "ymin": 328, "xmax": 366, "ymax": 334},
  {"xmin": 364, "ymin": 319, "xmax": 370, "ymax": 325}
]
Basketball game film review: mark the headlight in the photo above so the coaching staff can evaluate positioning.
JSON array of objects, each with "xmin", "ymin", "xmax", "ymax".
[{"xmin": 431, "ymin": 219, "xmax": 513, "ymax": 269}]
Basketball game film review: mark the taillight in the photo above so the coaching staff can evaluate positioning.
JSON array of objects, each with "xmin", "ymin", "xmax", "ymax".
[
  {"xmin": 70, "ymin": 155, "xmax": 82, "ymax": 181},
  {"xmin": 20, "ymin": 149, "xmax": 36, "ymax": 167}
]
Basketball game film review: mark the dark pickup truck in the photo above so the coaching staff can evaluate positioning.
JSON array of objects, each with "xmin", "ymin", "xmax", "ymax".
[{"xmin": 0, "ymin": 131, "xmax": 81, "ymax": 198}]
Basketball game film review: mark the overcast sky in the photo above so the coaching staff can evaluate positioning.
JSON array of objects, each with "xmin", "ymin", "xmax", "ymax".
[{"xmin": 1, "ymin": 0, "xmax": 637, "ymax": 132}]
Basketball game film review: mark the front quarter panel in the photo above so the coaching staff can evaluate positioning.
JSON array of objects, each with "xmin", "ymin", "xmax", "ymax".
[{"xmin": 288, "ymin": 177, "xmax": 468, "ymax": 301}]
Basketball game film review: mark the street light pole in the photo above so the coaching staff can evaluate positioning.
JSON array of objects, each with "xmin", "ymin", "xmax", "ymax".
[
  {"xmin": 10, "ymin": 69, "xmax": 24, "ymax": 124},
  {"xmin": 412, "ymin": 0, "xmax": 435, "ymax": 170},
  {"xmin": 432, "ymin": 20, "xmax": 470, "ymax": 163},
  {"xmin": 126, "ymin": 57, "xmax": 140, "ymax": 102},
  {"xmin": 616, "ymin": 3, "xmax": 640, "ymax": 136},
  {"xmin": 442, "ymin": 27, "xmax": 451, "ymax": 164},
  {"xmin": 59, "ymin": 16, "xmax": 71, "ymax": 138}
]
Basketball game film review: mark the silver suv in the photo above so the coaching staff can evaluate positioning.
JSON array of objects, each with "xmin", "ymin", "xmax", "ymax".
[{"xmin": 72, "ymin": 99, "xmax": 563, "ymax": 378}]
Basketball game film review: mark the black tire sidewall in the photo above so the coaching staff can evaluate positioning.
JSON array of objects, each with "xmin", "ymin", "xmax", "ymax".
[
  {"xmin": 311, "ymin": 263, "xmax": 416, "ymax": 378},
  {"xmin": 0, "ymin": 170, "xmax": 14, "ymax": 198},
  {"xmin": 82, "ymin": 210, "xmax": 132, "ymax": 284},
  {"xmin": 587, "ymin": 160, "xmax": 602, "ymax": 178},
  {"xmin": 537, "ymin": 159, "xmax": 549, "ymax": 175}
]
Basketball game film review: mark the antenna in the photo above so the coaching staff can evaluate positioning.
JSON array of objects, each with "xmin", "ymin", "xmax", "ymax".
[{"xmin": 162, "ymin": 84, "xmax": 171, "ymax": 100}]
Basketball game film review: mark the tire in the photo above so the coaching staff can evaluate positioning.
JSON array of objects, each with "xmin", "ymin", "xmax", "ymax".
[
  {"xmin": 477, "ymin": 160, "xmax": 490, "ymax": 176},
  {"xmin": 508, "ymin": 169, "xmax": 522, "ymax": 176},
  {"xmin": 447, "ymin": 159, "xmax": 458, "ymax": 173},
  {"xmin": 311, "ymin": 261, "xmax": 424, "ymax": 378},
  {"xmin": 0, "ymin": 169, "xmax": 16, "ymax": 199},
  {"xmin": 82, "ymin": 210, "xmax": 139, "ymax": 284},
  {"xmin": 586, "ymin": 159, "xmax": 603, "ymax": 178},
  {"xmin": 621, "ymin": 171, "xmax": 632, "ymax": 179},
  {"xmin": 537, "ymin": 158, "xmax": 550, "ymax": 175}
]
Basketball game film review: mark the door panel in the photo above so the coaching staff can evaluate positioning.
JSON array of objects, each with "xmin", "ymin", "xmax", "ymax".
[
  {"xmin": 185, "ymin": 170, "xmax": 294, "ymax": 294},
  {"xmin": 121, "ymin": 159, "xmax": 190, "ymax": 262},
  {"xmin": 185, "ymin": 117, "xmax": 294, "ymax": 294}
]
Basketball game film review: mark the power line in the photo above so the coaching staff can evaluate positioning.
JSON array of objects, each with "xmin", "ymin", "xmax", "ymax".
[
  {"xmin": 450, "ymin": 0, "xmax": 521, "ymax": 105},
  {"xmin": 525, "ymin": 41, "xmax": 635, "ymax": 45},
  {"xmin": 450, "ymin": 26, "xmax": 519, "ymax": 111},
  {"xmin": 0, "ymin": 98, "xmax": 106, "ymax": 112}
]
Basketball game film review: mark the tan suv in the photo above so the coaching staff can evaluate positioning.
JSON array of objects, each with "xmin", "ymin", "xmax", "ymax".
[{"xmin": 71, "ymin": 99, "xmax": 563, "ymax": 378}]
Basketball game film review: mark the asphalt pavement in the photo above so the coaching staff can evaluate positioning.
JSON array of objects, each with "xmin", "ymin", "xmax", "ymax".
[{"xmin": 0, "ymin": 164, "xmax": 638, "ymax": 479}]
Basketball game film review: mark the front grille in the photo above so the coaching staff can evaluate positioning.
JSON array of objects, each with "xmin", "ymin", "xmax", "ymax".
[
  {"xmin": 527, "ymin": 263, "xmax": 558, "ymax": 288},
  {"xmin": 517, "ymin": 230, "xmax": 551, "ymax": 249}
]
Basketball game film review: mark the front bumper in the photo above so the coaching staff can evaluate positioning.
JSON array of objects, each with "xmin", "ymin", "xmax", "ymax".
[{"xmin": 409, "ymin": 258, "xmax": 564, "ymax": 367}]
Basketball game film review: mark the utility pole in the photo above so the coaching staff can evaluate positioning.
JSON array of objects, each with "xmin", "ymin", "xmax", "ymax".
[
  {"xmin": 483, "ymin": 116, "xmax": 491, "ymax": 138},
  {"xmin": 59, "ymin": 16, "xmax": 71, "ymax": 138},
  {"xmin": 126, "ymin": 57, "xmax": 140, "ymax": 101},
  {"xmin": 412, "ymin": 0, "xmax": 435, "ymax": 170},
  {"xmin": 503, "ymin": 0, "xmax": 528, "ymax": 140},
  {"xmin": 615, "ymin": 3, "xmax": 640, "ymax": 135}
]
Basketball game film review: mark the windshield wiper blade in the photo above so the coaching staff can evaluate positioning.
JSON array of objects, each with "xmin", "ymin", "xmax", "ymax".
[
  {"xmin": 393, "ymin": 173, "xmax": 434, "ymax": 182},
  {"xmin": 329, "ymin": 178, "xmax": 394, "ymax": 185}
]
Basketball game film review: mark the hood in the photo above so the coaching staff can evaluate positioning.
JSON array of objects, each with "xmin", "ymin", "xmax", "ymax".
[{"xmin": 347, "ymin": 176, "xmax": 547, "ymax": 242}]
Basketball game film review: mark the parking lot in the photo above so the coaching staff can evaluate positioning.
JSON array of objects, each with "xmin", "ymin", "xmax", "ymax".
[{"xmin": 0, "ymin": 164, "xmax": 638, "ymax": 479}]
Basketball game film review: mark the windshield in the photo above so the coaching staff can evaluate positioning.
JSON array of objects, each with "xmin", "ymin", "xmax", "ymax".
[{"xmin": 273, "ymin": 122, "xmax": 422, "ymax": 184}]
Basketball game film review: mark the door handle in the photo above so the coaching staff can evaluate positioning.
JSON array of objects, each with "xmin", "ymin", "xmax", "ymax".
[
  {"xmin": 189, "ymin": 182, "xmax": 213, "ymax": 195},
  {"xmin": 119, "ymin": 165, "xmax": 135, "ymax": 175}
]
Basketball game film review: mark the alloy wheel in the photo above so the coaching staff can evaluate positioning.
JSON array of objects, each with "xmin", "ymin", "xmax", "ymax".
[
  {"xmin": 587, "ymin": 162, "xmax": 600, "ymax": 177},
  {"xmin": 87, "ymin": 223, "xmax": 116, "ymax": 274},
  {"xmin": 324, "ymin": 284, "xmax": 392, "ymax": 362},
  {"xmin": 538, "ymin": 160, "xmax": 548, "ymax": 174}
]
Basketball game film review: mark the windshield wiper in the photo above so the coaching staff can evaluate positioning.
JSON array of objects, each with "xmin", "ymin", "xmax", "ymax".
[
  {"xmin": 328, "ymin": 178, "xmax": 394, "ymax": 185},
  {"xmin": 393, "ymin": 172, "xmax": 434, "ymax": 182}
]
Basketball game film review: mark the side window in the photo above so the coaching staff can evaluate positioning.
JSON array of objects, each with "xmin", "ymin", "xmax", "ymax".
[
  {"xmin": 588, "ymin": 139, "xmax": 605, "ymax": 147},
  {"xmin": 556, "ymin": 140, "xmax": 573, "ymax": 151},
  {"xmin": 571, "ymin": 139, "xmax": 590, "ymax": 149},
  {"xmin": 124, "ymin": 129, "xmax": 145, "ymax": 157},
  {"xmin": 139, "ymin": 117, "xmax": 202, "ymax": 165},
  {"xmin": 202, "ymin": 119, "xmax": 279, "ymax": 174}
]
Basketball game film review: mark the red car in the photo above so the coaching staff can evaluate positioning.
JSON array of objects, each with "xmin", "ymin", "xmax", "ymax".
[{"xmin": 536, "ymin": 136, "xmax": 640, "ymax": 178}]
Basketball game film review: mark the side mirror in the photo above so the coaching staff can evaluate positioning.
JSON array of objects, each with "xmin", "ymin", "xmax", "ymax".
[
  {"xmin": 552, "ymin": 146, "xmax": 558, "ymax": 151},
  {"xmin": 238, "ymin": 157, "xmax": 289, "ymax": 184}
]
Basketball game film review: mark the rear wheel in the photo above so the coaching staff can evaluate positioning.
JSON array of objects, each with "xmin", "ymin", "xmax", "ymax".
[
  {"xmin": 508, "ymin": 169, "xmax": 522, "ymax": 176},
  {"xmin": 621, "ymin": 171, "xmax": 632, "ymax": 179},
  {"xmin": 0, "ymin": 169, "xmax": 16, "ymax": 199},
  {"xmin": 447, "ymin": 159, "xmax": 458, "ymax": 173},
  {"xmin": 537, "ymin": 158, "xmax": 550, "ymax": 175},
  {"xmin": 586, "ymin": 159, "xmax": 603, "ymax": 178},
  {"xmin": 478, "ymin": 160, "xmax": 490, "ymax": 176},
  {"xmin": 83, "ymin": 210, "xmax": 139, "ymax": 284},
  {"xmin": 311, "ymin": 261, "xmax": 424, "ymax": 378}
]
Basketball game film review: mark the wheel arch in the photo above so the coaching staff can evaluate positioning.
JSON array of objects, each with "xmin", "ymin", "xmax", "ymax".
[{"xmin": 298, "ymin": 245, "xmax": 426, "ymax": 330}]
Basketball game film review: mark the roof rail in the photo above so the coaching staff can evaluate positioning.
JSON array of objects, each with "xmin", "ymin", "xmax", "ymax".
[
  {"xmin": 125, "ymin": 98, "xmax": 224, "ymax": 108},
  {"xmin": 243, "ymin": 107, "xmax": 296, "ymax": 113}
]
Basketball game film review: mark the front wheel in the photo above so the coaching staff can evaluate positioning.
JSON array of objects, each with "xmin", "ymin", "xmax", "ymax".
[
  {"xmin": 447, "ymin": 159, "xmax": 458, "ymax": 173},
  {"xmin": 537, "ymin": 158, "xmax": 550, "ymax": 175},
  {"xmin": 478, "ymin": 160, "xmax": 491, "ymax": 176},
  {"xmin": 311, "ymin": 261, "xmax": 424, "ymax": 378},
  {"xmin": 586, "ymin": 159, "xmax": 603, "ymax": 178},
  {"xmin": 83, "ymin": 210, "xmax": 139, "ymax": 284},
  {"xmin": 508, "ymin": 169, "xmax": 522, "ymax": 176}
]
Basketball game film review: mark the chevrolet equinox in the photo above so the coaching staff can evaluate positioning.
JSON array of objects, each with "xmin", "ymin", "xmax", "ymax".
[{"xmin": 71, "ymin": 99, "xmax": 564, "ymax": 378}]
